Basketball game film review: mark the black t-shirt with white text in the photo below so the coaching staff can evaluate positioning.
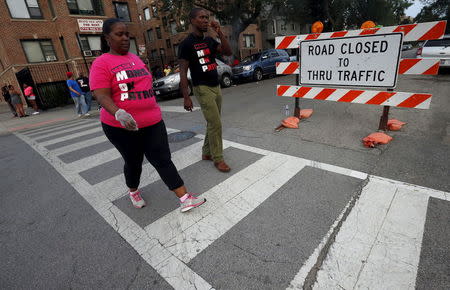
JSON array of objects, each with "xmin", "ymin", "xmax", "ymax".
[
  {"xmin": 178, "ymin": 33, "xmax": 219, "ymax": 87},
  {"xmin": 76, "ymin": 76, "xmax": 90, "ymax": 93}
]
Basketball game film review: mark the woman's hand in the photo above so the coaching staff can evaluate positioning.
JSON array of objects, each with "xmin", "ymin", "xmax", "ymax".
[{"xmin": 115, "ymin": 109, "xmax": 138, "ymax": 131}]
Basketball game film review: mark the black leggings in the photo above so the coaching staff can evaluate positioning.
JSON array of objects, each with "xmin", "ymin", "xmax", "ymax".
[{"xmin": 102, "ymin": 121, "xmax": 184, "ymax": 190}]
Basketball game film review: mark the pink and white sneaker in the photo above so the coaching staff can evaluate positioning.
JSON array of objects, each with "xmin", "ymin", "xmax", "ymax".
[
  {"xmin": 180, "ymin": 194, "xmax": 206, "ymax": 213},
  {"xmin": 129, "ymin": 191, "xmax": 146, "ymax": 208}
]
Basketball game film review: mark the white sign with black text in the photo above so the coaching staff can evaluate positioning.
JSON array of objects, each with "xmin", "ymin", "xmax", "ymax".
[
  {"xmin": 300, "ymin": 33, "xmax": 403, "ymax": 88},
  {"xmin": 77, "ymin": 19, "xmax": 103, "ymax": 33}
]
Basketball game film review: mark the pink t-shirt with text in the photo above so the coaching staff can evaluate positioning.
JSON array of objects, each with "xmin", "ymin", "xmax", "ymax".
[{"xmin": 89, "ymin": 52, "xmax": 161, "ymax": 129}]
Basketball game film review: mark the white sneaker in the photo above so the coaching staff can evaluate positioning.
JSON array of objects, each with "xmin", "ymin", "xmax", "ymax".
[
  {"xmin": 32, "ymin": 111, "xmax": 40, "ymax": 115},
  {"xmin": 129, "ymin": 191, "xmax": 146, "ymax": 208},
  {"xmin": 77, "ymin": 114, "xmax": 82, "ymax": 118},
  {"xmin": 180, "ymin": 194, "xmax": 206, "ymax": 213},
  {"xmin": 84, "ymin": 113, "xmax": 91, "ymax": 117}
]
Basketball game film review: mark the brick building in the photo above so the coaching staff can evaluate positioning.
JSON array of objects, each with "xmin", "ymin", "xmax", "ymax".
[
  {"xmin": 136, "ymin": 1, "xmax": 263, "ymax": 71},
  {"xmin": 0, "ymin": 0, "xmax": 144, "ymax": 108}
]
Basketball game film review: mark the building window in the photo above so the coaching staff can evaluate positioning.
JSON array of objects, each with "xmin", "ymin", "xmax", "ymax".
[
  {"xmin": 79, "ymin": 35, "xmax": 101, "ymax": 53},
  {"xmin": 152, "ymin": 5, "xmax": 158, "ymax": 17},
  {"xmin": 166, "ymin": 39, "xmax": 171, "ymax": 48},
  {"xmin": 243, "ymin": 34, "xmax": 255, "ymax": 48},
  {"xmin": 144, "ymin": 8, "xmax": 151, "ymax": 20},
  {"xmin": 156, "ymin": 27, "xmax": 162, "ymax": 39},
  {"xmin": 151, "ymin": 49, "xmax": 158, "ymax": 60},
  {"xmin": 280, "ymin": 21, "xmax": 286, "ymax": 31},
  {"xmin": 21, "ymin": 40, "xmax": 57, "ymax": 63},
  {"xmin": 272, "ymin": 19, "xmax": 277, "ymax": 34},
  {"xmin": 147, "ymin": 29, "xmax": 154, "ymax": 42},
  {"xmin": 162, "ymin": 16, "xmax": 168, "ymax": 27},
  {"xmin": 291, "ymin": 23, "xmax": 296, "ymax": 31},
  {"xmin": 159, "ymin": 48, "xmax": 165, "ymax": 59},
  {"xmin": 6, "ymin": 0, "xmax": 43, "ymax": 19},
  {"xmin": 170, "ymin": 21, "xmax": 177, "ymax": 35},
  {"xmin": 114, "ymin": 2, "xmax": 130, "ymax": 22},
  {"xmin": 66, "ymin": 0, "xmax": 104, "ymax": 16},
  {"xmin": 129, "ymin": 38, "xmax": 137, "ymax": 55},
  {"xmin": 173, "ymin": 44, "xmax": 178, "ymax": 57}
]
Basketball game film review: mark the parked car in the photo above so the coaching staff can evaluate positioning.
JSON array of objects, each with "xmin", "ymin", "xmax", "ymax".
[
  {"xmin": 402, "ymin": 43, "xmax": 413, "ymax": 51},
  {"xmin": 153, "ymin": 59, "xmax": 233, "ymax": 99},
  {"xmin": 232, "ymin": 49, "xmax": 290, "ymax": 82},
  {"xmin": 416, "ymin": 35, "xmax": 450, "ymax": 68}
]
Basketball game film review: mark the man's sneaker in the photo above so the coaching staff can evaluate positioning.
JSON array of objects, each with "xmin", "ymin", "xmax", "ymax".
[
  {"xmin": 84, "ymin": 113, "xmax": 91, "ymax": 117},
  {"xmin": 180, "ymin": 194, "xmax": 206, "ymax": 213},
  {"xmin": 32, "ymin": 111, "xmax": 40, "ymax": 115},
  {"xmin": 77, "ymin": 114, "xmax": 82, "ymax": 118},
  {"xmin": 129, "ymin": 191, "xmax": 146, "ymax": 208}
]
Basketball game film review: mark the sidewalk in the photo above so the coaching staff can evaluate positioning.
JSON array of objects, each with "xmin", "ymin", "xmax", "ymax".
[{"xmin": 0, "ymin": 103, "xmax": 99, "ymax": 135}]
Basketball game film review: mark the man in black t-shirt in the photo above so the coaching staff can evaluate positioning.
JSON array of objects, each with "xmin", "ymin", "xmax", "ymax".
[
  {"xmin": 76, "ymin": 73, "xmax": 92, "ymax": 111},
  {"xmin": 179, "ymin": 8, "xmax": 232, "ymax": 172}
]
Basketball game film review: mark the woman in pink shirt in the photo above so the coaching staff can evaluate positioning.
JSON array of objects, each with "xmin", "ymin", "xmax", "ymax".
[
  {"xmin": 23, "ymin": 83, "xmax": 39, "ymax": 115},
  {"xmin": 90, "ymin": 18, "xmax": 205, "ymax": 212}
]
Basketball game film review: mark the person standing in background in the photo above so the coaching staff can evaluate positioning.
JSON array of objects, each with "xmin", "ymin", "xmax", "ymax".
[
  {"xmin": 23, "ymin": 83, "xmax": 40, "ymax": 115},
  {"xmin": 2, "ymin": 85, "xmax": 17, "ymax": 117},
  {"xmin": 8, "ymin": 85, "xmax": 27, "ymax": 118},
  {"xmin": 76, "ymin": 73, "xmax": 92, "ymax": 111},
  {"xmin": 66, "ymin": 72, "xmax": 89, "ymax": 117}
]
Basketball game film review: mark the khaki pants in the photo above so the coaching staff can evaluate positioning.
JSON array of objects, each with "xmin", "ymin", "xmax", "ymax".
[{"xmin": 193, "ymin": 85, "xmax": 223, "ymax": 162}]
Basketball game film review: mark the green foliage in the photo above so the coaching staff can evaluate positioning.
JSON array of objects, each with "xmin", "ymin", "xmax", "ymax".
[{"xmin": 415, "ymin": 0, "xmax": 449, "ymax": 32}]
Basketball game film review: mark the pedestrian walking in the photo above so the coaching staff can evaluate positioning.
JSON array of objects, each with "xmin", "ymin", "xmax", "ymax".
[
  {"xmin": 8, "ymin": 85, "xmax": 27, "ymax": 117},
  {"xmin": 2, "ymin": 85, "xmax": 17, "ymax": 117},
  {"xmin": 66, "ymin": 72, "xmax": 89, "ymax": 117},
  {"xmin": 23, "ymin": 83, "xmax": 40, "ymax": 115},
  {"xmin": 90, "ymin": 18, "xmax": 205, "ymax": 212},
  {"xmin": 179, "ymin": 8, "xmax": 233, "ymax": 172},
  {"xmin": 76, "ymin": 73, "xmax": 92, "ymax": 111}
]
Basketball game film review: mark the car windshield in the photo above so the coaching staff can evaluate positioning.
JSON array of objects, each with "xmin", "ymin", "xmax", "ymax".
[
  {"xmin": 242, "ymin": 53, "xmax": 261, "ymax": 64},
  {"xmin": 424, "ymin": 39, "xmax": 450, "ymax": 47}
]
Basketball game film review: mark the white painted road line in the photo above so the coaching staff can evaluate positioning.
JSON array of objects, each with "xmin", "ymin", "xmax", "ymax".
[
  {"xmin": 164, "ymin": 154, "xmax": 308, "ymax": 263},
  {"xmin": 311, "ymin": 178, "xmax": 449, "ymax": 290},
  {"xmin": 21, "ymin": 119, "xmax": 91, "ymax": 136},
  {"xmin": 39, "ymin": 127, "xmax": 102, "ymax": 147},
  {"xmin": 65, "ymin": 148, "xmax": 120, "ymax": 172},
  {"xmin": 52, "ymin": 135, "xmax": 108, "ymax": 156},
  {"xmin": 30, "ymin": 122, "xmax": 98, "ymax": 140}
]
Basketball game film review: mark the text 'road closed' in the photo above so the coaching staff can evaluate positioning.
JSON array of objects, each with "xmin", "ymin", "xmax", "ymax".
[{"xmin": 300, "ymin": 33, "xmax": 403, "ymax": 88}]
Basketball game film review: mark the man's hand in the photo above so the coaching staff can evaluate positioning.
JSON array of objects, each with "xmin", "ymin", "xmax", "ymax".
[
  {"xmin": 210, "ymin": 20, "xmax": 221, "ymax": 35},
  {"xmin": 184, "ymin": 97, "xmax": 193, "ymax": 112}
]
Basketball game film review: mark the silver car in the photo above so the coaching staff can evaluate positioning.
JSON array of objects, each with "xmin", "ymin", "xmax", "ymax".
[
  {"xmin": 153, "ymin": 59, "xmax": 233, "ymax": 99},
  {"xmin": 417, "ymin": 34, "xmax": 450, "ymax": 68}
]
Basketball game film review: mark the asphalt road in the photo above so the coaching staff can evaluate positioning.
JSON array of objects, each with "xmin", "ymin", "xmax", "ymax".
[{"xmin": 1, "ymin": 70, "xmax": 449, "ymax": 289}]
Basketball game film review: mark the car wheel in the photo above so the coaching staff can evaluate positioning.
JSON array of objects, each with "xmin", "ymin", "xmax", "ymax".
[
  {"xmin": 253, "ymin": 68, "xmax": 263, "ymax": 81},
  {"xmin": 221, "ymin": 73, "xmax": 232, "ymax": 88}
]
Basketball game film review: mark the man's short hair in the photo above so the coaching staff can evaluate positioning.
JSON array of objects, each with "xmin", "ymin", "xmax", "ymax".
[{"xmin": 189, "ymin": 7, "xmax": 204, "ymax": 20}]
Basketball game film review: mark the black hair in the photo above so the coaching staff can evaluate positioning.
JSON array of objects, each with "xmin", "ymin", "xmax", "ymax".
[
  {"xmin": 100, "ymin": 18, "xmax": 123, "ymax": 53},
  {"xmin": 189, "ymin": 7, "xmax": 205, "ymax": 21}
]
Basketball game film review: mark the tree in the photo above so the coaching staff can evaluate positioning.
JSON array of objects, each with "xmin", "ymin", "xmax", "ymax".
[{"xmin": 415, "ymin": 0, "xmax": 449, "ymax": 32}]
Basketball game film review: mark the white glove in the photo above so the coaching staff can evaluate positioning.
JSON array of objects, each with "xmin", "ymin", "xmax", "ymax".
[{"xmin": 115, "ymin": 109, "xmax": 138, "ymax": 131}]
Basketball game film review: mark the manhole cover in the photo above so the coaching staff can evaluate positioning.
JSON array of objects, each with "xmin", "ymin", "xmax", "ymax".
[{"xmin": 167, "ymin": 131, "xmax": 196, "ymax": 143}]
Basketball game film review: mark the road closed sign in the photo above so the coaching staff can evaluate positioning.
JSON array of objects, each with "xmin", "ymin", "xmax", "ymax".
[{"xmin": 300, "ymin": 33, "xmax": 403, "ymax": 88}]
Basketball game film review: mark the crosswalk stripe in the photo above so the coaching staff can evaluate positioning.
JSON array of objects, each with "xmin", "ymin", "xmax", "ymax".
[
  {"xmin": 50, "ymin": 128, "xmax": 179, "ymax": 156},
  {"xmin": 22, "ymin": 119, "xmax": 91, "ymax": 136},
  {"xmin": 39, "ymin": 127, "xmax": 102, "ymax": 147},
  {"xmin": 162, "ymin": 154, "xmax": 308, "ymax": 263},
  {"xmin": 307, "ymin": 177, "xmax": 449, "ymax": 290},
  {"xmin": 160, "ymin": 105, "xmax": 201, "ymax": 113},
  {"xmin": 32, "ymin": 122, "xmax": 99, "ymax": 141},
  {"xmin": 52, "ymin": 135, "xmax": 108, "ymax": 156},
  {"xmin": 94, "ymin": 140, "xmax": 210, "ymax": 201},
  {"xmin": 65, "ymin": 148, "xmax": 120, "ymax": 172}
]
